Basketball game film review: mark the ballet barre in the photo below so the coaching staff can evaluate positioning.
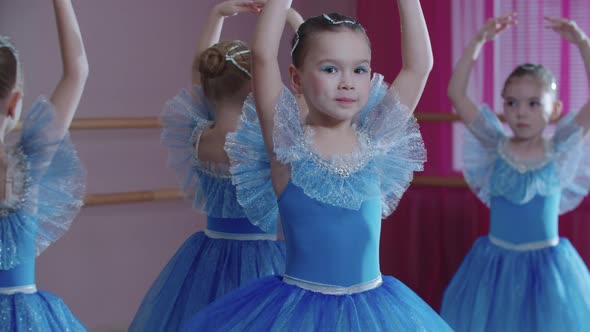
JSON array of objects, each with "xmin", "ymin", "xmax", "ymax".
[
  {"xmin": 15, "ymin": 112, "xmax": 564, "ymax": 130},
  {"xmin": 82, "ymin": 176, "xmax": 468, "ymax": 206},
  {"xmin": 84, "ymin": 189, "xmax": 184, "ymax": 206}
]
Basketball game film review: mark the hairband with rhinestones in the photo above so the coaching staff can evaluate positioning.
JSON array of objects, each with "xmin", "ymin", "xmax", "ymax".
[
  {"xmin": 225, "ymin": 45, "xmax": 251, "ymax": 78},
  {"xmin": 291, "ymin": 14, "xmax": 359, "ymax": 55},
  {"xmin": 291, "ymin": 31, "xmax": 301, "ymax": 55},
  {"xmin": 322, "ymin": 13, "xmax": 358, "ymax": 25}
]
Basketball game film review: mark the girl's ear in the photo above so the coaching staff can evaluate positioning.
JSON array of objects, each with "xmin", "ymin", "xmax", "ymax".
[
  {"xmin": 7, "ymin": 91, "xmax": 22, "ymax": 119},
  {"xmin": 289, "ymin": 64, "xmax": 303, "ymax": 94},
  {"xmin": 550, "ymin": 99, "xmax": 563, "ymax": 122}
]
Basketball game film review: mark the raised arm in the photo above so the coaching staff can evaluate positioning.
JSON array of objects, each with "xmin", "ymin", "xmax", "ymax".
[
  {"xmin": 545, "ymin": 17, "xmax": 590, "ymax": 135},
  {"xmin": 50, "ymin": 0, "xmax": 89, "ymax": 137},
  {"xmin": 391, "ymin": 0, "xmax": 433, "ymax": 112},
  {"xmin": 287, "ymin": 7, "xmax": 304, "ymax": 33},
  {"xmin": 192, "ymin": 0, "xmax": 262, "ymax": 86},
  {"xmin": 448, "ymin": 14, "xmax": 516, "ymax": 125},
  {"xmin": 251, "ymin": 0, "xmax": 292, "ymax": 156}
]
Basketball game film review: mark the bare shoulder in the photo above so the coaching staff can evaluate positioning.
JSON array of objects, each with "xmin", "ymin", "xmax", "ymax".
[{"xmin": 196, "ymin": 128, "xmax": 231, "ymax": 164}]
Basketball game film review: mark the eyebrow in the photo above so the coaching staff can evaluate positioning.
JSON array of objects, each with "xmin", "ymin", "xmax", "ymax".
[
  {"xmin": 317, "ymin": 59, "xmax": 371, "ymax": 65},
  {"xmin": 502, "ymin": 95, "xmax": 543, "ymax": 100}
]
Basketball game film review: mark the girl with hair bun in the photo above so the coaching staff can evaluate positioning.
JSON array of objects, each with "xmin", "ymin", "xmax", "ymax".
[{"xmin": 129, "ymin": 1, "xmax": 303, "ymax": 331}]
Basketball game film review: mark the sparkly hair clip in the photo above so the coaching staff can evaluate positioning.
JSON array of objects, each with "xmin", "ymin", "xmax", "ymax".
[
  {"xmin": 291, "ymin": 14, "xmax": 359, "ymax": 56},
  {"xmin": 225, "ymin": 45, "xmax": 251, "ymax": 78},
  {"xmin": 322, "ymin": 14, "xmax": 357, "ymax": 25},
  {"xmin": 291, "ymin": 31, "xmax": 301, "ymax": 55}
]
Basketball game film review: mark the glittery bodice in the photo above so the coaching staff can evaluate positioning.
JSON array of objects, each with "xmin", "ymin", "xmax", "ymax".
[{"xmin": 0, "ymin": 97, "xmax": 85, "ymax": 287}]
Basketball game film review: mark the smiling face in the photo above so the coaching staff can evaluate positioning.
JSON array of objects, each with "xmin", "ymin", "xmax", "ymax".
[
  {"xmin": 502, "ymin": 75, "xmax": 558, "ymax": 141},
  {"xmin": 290, "ymin": 29, "xmax": 372, "ymax": 126}
]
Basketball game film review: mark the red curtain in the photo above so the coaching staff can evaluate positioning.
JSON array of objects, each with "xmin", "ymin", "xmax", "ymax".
[{"xmin": 357, "ymin": 0, "xmax": 455, "ymax": 177}]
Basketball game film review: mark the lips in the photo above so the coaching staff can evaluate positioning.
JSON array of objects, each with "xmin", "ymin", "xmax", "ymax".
[
  {"xmin": 516, "ymin": 123, "xmax": 530, "ymax": 128},
  {"xmin": 335, "ymin": 98, "xmax": 356, "ymax": 104}
]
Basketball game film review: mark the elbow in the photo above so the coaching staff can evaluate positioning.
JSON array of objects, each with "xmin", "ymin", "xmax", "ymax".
[
  {"xmin": 64, "ymin": 54, "xmax": 89, "ymax": 83},
  {"xmin": 447, "ymin": 87, "xmax": 464, "ymax": 106},
  {"xmin": 251, "ymin": 48, "xmax": 275, "ymax": 68},
  {"xmin": 422, "ymin": 51, "xmax": 434, "ymax": 76},
  {"xmin": 447, "ymin": 87, "xmax": 458, "ymax": 103},
  {"xmin": 405, "ymin": 56, "xmax": 434, "ymax": 81},
  {"xmin": 78, "ymin": 58, "xmax": 90, "ymax": 82}
]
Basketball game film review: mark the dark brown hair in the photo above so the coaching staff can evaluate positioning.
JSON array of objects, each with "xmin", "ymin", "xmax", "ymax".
[
  {"xmin": 0, "ymin": 46, "xmax": 18, "ymax": 100},
  {"xmin": 195, "ymin": 40, "xmax": 251, "ymax": 101},
  {"xmin": 291, "ymin": 13, "xmax": 370, "ymax": 68},
  {"xmin": 503, "ymin": 63, "xmax": 557, "ymax": 99}
]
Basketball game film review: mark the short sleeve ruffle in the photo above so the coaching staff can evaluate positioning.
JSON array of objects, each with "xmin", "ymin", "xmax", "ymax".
[
  {"xmin": 225, "ymin": 95, "xmax": 278, "ymax": 232},
  {"xmin": 273, "ymin": 73, "xmax": 425, "ymax": 218},
  {"xmin": 463, "ymin": 107, "xmax": 590, "ymax": 214},
  {"xmin": 462, "ymin": 106, "xmax": 506, "ymax": 205},
  {"xmin": 160, "ymin": 86, "xmax": 245, "ymax": 218},
  {"xmin": 0, "ymin": 97, "xmax": 86, "ymax": 269},
  {"xmin": 357, "ymin": 75, "xmax": 426, "ymax": 217},
  {"xmin": 552, "ymin": 112, "xmax": 590, "ymax": 213}
]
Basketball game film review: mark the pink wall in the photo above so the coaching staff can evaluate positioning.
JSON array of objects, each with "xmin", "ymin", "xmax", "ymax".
[{"xmin": 0, "ymin": 0, "xmax": 355, "ymax": 330}]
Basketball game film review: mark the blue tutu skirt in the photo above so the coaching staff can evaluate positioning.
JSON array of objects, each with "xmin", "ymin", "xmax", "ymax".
[
  {"xmin": 129, "ymin": 231, "xmax": 286, "ymax": 332},
  {"xmin": 441, "ymin": 236, "xmax": 590, "ymax": 331},
  {"xmin": 0, "ymin": 290, "xmax": 86, "ymax": 331},
  {"xmin": 181, "ymin": 275, "xmax": 452, "ymax": 331}
]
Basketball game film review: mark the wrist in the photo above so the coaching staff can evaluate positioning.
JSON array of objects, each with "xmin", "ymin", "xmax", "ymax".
[
  {"xmin": 577, "ymin": 35, "xmax": 590, "ymax": 50},
  {"xmin": 471, "ymin": 33, "xmax": 487, "ymax": 46},
  {"xmin": 212, "ymin": 4, "xmax": 228, "ymax": 19}
]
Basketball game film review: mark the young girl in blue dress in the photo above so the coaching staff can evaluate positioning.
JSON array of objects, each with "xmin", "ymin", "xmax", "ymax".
[
  {"xmin": 0, "ymin": 0, "xmax": 88, "ymax": 330},
  {"xmin": 181, "ymin": 0, "xmax": 452, "ymax": 330},
  {"xmin": 129, "ymin": 1, "xmax": 303, "ymax": 331},
  {"xmin": 441, "ymin": 13, "xmax": 590, "ymax": 331}
]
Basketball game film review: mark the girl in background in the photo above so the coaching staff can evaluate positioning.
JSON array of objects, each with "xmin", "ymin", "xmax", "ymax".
[
  {"xmin": 442, "ymin": 13, "xmax": 590, "ymax": 331},
  {"xmin": 129, "ymin": 1, "xmax": 303, "ymax": 331},
  {"xmin": 0, "ymin": 0, "xmax": 88, "ymax": 330}
]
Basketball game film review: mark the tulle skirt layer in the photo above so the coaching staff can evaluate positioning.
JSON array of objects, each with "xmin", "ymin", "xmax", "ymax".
[
  {"xmin": 129, "ymin": 231, "xmax": 286, "ymax": 332},
  {"xmin": 441, "ymin": 236, "xmax": 590, "ymax": 332},
  {"xmin": 0, "ymin": 290, "xmax": 86, "ymax": 332},
  {"xmin": 182, "ymin": 274, "xmax": 451, "ymax": 331}
]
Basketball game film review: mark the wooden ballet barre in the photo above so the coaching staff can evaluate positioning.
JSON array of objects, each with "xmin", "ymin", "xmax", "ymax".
[
  {"xmin": 412, "ymin": 175, "xmax": 467, "ymax": 187},
  {"xmin": 11, "ymin": 113, "xmax": 462, "ymax": 130},
  {"xmin": 415, "ymin": 113, "xmax": 461, "ymax": 122},
  {"xmin": 84, "ymin": 189, "xmax": 184, "ymax": 206},
  {"xmin": 18, "ymin": 112, "xmax": 555, "ymax": 130},
  {"xmin": 15, "ymin": 117, "xmax": 162, "ymax": 130},
  {"xmin": 83, "ymin": 177, "xmax": 469, "ymax": 206},
  {"xmin": 69, "ymin": 117, "xmax": 161, "ymax": 129}
]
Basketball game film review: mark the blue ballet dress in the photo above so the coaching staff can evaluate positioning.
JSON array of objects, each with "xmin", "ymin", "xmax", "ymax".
[
  {"xmin": 0, "ymin": 98, "xmax": 87, "ymax": 331},
  {"xmin": 129, "ymin": 86, "xmax": 286, "ymax": 332},
  {"xmin": 441, "ymin": 106, "xmax": 590, "ymax": 331},
  {"xmin": 181, "ymin": 74, "xmax": 452, "ymax": 331}
]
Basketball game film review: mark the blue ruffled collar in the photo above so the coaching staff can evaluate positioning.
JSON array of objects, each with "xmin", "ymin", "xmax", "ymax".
[
  {"xmin": 301, "ymin": 125, "xmax": 373, "ymax": 179},
  {"xmin": 497, "ymin": 138, "xmax": 554, "ymax": 174}
]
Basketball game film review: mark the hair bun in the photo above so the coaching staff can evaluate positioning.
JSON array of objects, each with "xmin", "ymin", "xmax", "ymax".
[{"xmin": 199, "ymin": 47, "xmax": 227, "ymax": 78}]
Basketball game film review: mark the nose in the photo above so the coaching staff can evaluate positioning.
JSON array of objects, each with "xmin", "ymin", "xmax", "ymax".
[
  {"xmin": 338, "ymin": 73, "xmax": 354, "ymax": 90},
  {"xmin": 513, "ymin": 104, "xmax": 527, "ymax": 117}
]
